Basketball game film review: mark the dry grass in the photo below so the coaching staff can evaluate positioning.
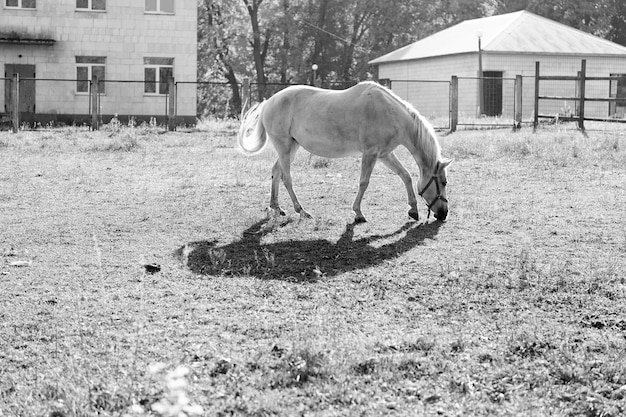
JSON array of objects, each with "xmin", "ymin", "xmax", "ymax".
[{"xmin": 0, "ymin": 121, "xmax": 625, "ymax": 416}]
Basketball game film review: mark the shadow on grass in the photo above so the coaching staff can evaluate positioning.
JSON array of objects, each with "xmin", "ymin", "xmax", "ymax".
[{"xmin": 175, "ymin": 218, "xmax": 443, "ymax": 281}]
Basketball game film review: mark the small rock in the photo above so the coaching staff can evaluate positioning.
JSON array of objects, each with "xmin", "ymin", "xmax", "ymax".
[{"xmin": 144, "ymin": 263, "xmax": 161, "ymax": 274}]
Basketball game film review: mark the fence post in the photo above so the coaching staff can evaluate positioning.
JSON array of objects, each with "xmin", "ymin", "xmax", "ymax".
[
  {"xmin": 168, "ymin": 77, "xmax": 176, "ymax": 131},
  {"xmin": 514, "ymin": 75, "xmax": 523, "ymax": 130},
  {"xmin": 534, "ymin": 61, "xmax": 540, "ymax": 131},
  {"xmin": 578, "ymin": 59, "xmax": 586, "ymax": 131},
  {"xmin": 91, "ymin": 74, "xmax": 99, "ymax": 131},
  {"xmin": 242, "ymin": 77, "xmax": 251, "ymax": 115},
  {"xmin": 450, "ymin": 76, "xmax": 458, "ymax": 132},
  {"xmin": 11, "ymin": 73, "xmax": 19, "ymax": 133}
]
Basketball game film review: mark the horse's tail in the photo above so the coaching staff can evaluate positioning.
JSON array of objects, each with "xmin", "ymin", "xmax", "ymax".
[{"xmin": 237, "ymin": 101, "xmax": 267, "ymax": 155}]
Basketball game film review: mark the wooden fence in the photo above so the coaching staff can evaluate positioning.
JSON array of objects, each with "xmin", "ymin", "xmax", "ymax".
[{"xmin": 534, "ymin": 59, "xmax": 626, "ymax": 130}]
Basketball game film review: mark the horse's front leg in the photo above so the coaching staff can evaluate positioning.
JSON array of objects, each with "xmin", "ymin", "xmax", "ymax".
[
  {"xmin": 269, "ymin": 160, "xmax": 286, "ymax": 216},
  {"xmin": 352, "ymin": 154, "xmax": 378, "ymax": 223},
  {"xmin": 381, "ymin": 153, "xmax": 419, "ymax": 221}
]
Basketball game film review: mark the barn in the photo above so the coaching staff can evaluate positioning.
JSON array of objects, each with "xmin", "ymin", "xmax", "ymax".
[
  {"xmin": 369, "ymin": 10, "xmax": 626, "ymax": 122},
  {"xmin": 0, "ymin": 0, "xmax": 197, "ymax": 126}
]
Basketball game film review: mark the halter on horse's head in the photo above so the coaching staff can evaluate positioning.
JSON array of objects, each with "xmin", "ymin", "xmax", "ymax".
[{"xmin": 418, "ymin": 159, "xmax": 452, "ymax": 221}]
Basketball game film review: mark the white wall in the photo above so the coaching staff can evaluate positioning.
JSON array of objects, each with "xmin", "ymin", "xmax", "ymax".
[{"xmin": 0, "ymin": 0, "xmax": 197, "ymax": 117}]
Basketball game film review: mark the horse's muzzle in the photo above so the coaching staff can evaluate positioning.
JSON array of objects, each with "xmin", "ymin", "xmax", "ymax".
[{"xmin": 434, "ymin": 209, "xmax": 447, "ymax": 221}]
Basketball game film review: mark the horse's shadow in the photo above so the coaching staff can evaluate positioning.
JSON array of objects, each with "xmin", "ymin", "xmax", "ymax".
[{"xmin": 175, "ymin": 218, "xmax": 443, "ymax": 281}]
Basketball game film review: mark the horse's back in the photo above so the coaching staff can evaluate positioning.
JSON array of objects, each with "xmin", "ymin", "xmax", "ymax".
[{"xmin": 262, "ymin": 82, "xmax": 406, "ymax": 158}]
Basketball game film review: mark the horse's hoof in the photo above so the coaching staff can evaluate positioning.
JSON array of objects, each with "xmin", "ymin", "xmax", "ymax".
[
  {"xmin": 354, "ymin": 215, "xmax": 367, "ymax": 224},
  {"xmin": 268, "ymin": 207, "xmax": 286, "ymax": 217},
  {"xmin": 299, "ymin": 210, "xmax": 313, "ymax": 219},
  {"xmin": 409, "ymin": 210, "xmax": 419, "ymax": 221}
]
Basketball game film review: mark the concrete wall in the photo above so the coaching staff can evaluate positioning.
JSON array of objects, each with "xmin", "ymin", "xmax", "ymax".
[
  {"xmin": 378, "ymin": 52, "xmax": 626, "ymax": 120},
  {"xmin": 0, "ymin": 0, "xmax": 197, "ymax": 120}
]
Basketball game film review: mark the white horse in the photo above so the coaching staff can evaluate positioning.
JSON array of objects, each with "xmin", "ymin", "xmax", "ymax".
[{"xmin": 237, "ymin": 81, "xmax": 452, "ymax": 223}]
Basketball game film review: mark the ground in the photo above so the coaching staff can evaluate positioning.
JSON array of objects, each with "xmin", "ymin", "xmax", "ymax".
[{"xmin": 0, "ymin": 121, "xmax": 625, "ymax": 416}]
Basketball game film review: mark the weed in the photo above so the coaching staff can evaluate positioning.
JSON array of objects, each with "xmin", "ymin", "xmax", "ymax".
[
  {"xmin": 513, "ymin": 248, "xmax": 541, "ymax": 290},
  {"xmin": 195, "ymin": 117, "xmax": 239, "ymax": 132},
  {"xmin": 262, "ymin": 248, "xmax": 276, "ymax": 268},
  {"xmin": 508, "ymin": 332, "xmax": 553, "ymax": 359},
  {"xmin": 406, "ymin": 337, "xmax": 436, "ymax": 355},
  {"xmin": 126, "ymin": 364, "xmax": 203, "ymax": 417},
  {"xmin": 271, "ymin": 348, "xmax": 326, "ymax": 388},
  {"xmin": 449, "ymin": 377, "xmax": 473, "ymax": 395},
  {"xmin": 312, "ymin": 158, "xmax": 331, "ymax": 169},
  {"xmin": 210, "ymin": 359, "xmax": 234, "ymax": 377},
  {"xmin": 552, "ymin": 364, "xmax": 584, "ymax": 384},
  {"xmin": 488, "ymin": 380, "xmax": 510, "ymax": 403},
  {"xmin": 502, "ymin": 139, "xmax": 532, "ymax": 158},
  {"xmin": 450, "ymin": 338, "xmax": 466, "ymax": 354},
  {"xmin": 352, "ymin": 358, "xmax": 378, "ymax": 376},
  {"xmin": 396, "ymin": 358, "xmax": 433, "ymax": 379},
  {"xmin": 84, "ymin": 132, "xmax": 141, "ymax": 152}
]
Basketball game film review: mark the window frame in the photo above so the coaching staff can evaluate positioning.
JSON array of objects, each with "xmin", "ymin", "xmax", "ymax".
[
  {"xmin": 144, "ymin": 0, "xmax": 174, "ymax": 15},
  {"xmin": 144, "ymin": 58, "xmax": 174, "ymax": 96},
  {"xmin": 5, "ymin": 0, "xmax": 37, "ymax": 9},
  {"xmin": 76, "ymin": 57, "xmax": 106, "ymax": 96},
  {"xmin": 75, "ymin": 0, "xmax": 106, "ymax": 12}
]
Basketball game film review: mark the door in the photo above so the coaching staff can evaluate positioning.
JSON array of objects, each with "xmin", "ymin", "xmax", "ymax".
[
  {"xmin": 483, "ymin": 71, "xmax": 503, "ymax": 116},
  {"xmin": 609, "ymin": 74, "xmax": 626, "ymax": 117},
  {"xmin": 5, "ymin": 64, "xmax": 36, "ymax": 123}
]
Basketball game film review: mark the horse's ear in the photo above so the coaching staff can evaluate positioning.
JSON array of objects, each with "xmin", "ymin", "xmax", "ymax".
[{"xmin": 440, "ymin": 158, "xmax": 454, "ymax": 169}]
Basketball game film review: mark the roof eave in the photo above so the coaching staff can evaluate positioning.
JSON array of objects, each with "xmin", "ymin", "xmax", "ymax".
[{"xmin": 370, "ymin": 50, "xmax": 626, "ymax": 66}]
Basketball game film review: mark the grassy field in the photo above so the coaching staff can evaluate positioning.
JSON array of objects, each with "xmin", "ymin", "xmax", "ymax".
[{"xmin": 1, "ymin": 121, "xmax": 625, "ymax": 417}]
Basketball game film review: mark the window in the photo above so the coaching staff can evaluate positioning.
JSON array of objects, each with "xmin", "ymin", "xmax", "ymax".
[
  {"xmin": 5, "ymin": 0, "xmax": 36, "ymax": 8},
  {"xmin": 76, "ymin": 0, "xmax": 106, "ymax": 11},
  {"xmin": 76, "ymin": 56, "xmax": 106, "ymax": 94},
  {"xmin": 144, "ymin": 57, "xmax": 173, "ymax": 95},
  {"xmin": 145, "ymin": 0, "xmax": 174, "ymax": 14}
]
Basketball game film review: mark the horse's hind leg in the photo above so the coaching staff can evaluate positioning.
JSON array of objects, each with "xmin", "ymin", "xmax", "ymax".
[
  {"xmin": 269, "ymin": 160, "xmax": 286, "ymax": 216},
  {"xmin": 274, "ymin": 139, "xmax": 312, "ymax": 219},
  {"xmin": 381, "ymin": 152, "xmax": 419, "ymax": 221},
  {"xmin": 352, "ymin": 154, "xmax": 378, "ymax": 223}
]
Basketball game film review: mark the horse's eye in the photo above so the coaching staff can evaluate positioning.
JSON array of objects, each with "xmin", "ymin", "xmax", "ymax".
[{"xmin": 442, "ymin": 181, "xmax": 447, "ymax": 186}]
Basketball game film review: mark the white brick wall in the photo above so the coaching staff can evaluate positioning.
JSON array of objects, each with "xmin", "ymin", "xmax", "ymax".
[{"xmin": 1, "ymin": 0, "xmax": 197, "ymax": 117}]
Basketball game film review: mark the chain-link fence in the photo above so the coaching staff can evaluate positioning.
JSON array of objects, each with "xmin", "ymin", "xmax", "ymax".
[{"xmin": 3, "ymin": 62, "xmax": 623, "ymax": 132}]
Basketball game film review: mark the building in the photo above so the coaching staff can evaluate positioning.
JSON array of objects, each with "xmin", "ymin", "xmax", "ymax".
[
  {"xmin": 369, "ymin": 11, "xmax": 626, "ymax": 121},
  {"xmin": 1, "ymin": 0, "xmax": 197, "ymax": 126}
]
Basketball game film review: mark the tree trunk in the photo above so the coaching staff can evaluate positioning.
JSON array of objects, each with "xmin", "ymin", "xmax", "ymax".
[
  {"xmin": 244, "ymin": 0, "xmax": 268, "ymax": 101},
  {"xmin": 310, "ymin": 0, "xmax": 330, "ymax": 82}
]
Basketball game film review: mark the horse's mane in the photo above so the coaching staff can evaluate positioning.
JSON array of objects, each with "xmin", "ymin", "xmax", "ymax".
[{"xmin": 363, "ymin": 81, "xmax": 441, "ymax": 168}]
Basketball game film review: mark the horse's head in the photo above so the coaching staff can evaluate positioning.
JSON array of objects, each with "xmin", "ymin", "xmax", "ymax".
[{"xmin": 418, "ymin": 158, "xmax": 452, "ymax": 221}]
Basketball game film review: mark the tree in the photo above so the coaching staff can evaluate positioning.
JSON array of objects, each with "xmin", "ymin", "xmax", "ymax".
[
  {"xmin": 198, "ymin": 0, "xmax": 248, "ymax": 116},
  {"xmin": 608, "ymin": 0, "xmax": 626, "ymax": 45},
  {"xmin": 493, "ymin": 0, "xmax": 614, "ymax": 37},
  {"xmin": 242, "ymin": 0, "xmax": 272, "ymax": 100}
]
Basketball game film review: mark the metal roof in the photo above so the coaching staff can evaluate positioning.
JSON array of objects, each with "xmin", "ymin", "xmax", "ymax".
[{"xmin": 369, "ymin": 11, "xmax": 626, "ymax": 65}]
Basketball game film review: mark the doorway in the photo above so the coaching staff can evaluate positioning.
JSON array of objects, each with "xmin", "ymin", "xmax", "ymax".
[
  {"xmin": 4, "ymin": 64, "xmax": 36, "ymax": 123},
  {"xmin": 609, "ymin": 74, "xmax": 626, "ymax": 117},
  {"xmin": 483, "ymin": 71, "xmax": 503, "ymax": 116}
]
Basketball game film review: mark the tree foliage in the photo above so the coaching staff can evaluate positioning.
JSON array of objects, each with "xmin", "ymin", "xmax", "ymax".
[{"xmin": 197, "ymin": 0, "xmax": 626, "ymax": 117}]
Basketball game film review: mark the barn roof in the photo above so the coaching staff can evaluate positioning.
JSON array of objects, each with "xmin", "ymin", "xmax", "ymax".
[{"xmin": 369, "ymin": 10, "xmax": 626, "ymax": 65}]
